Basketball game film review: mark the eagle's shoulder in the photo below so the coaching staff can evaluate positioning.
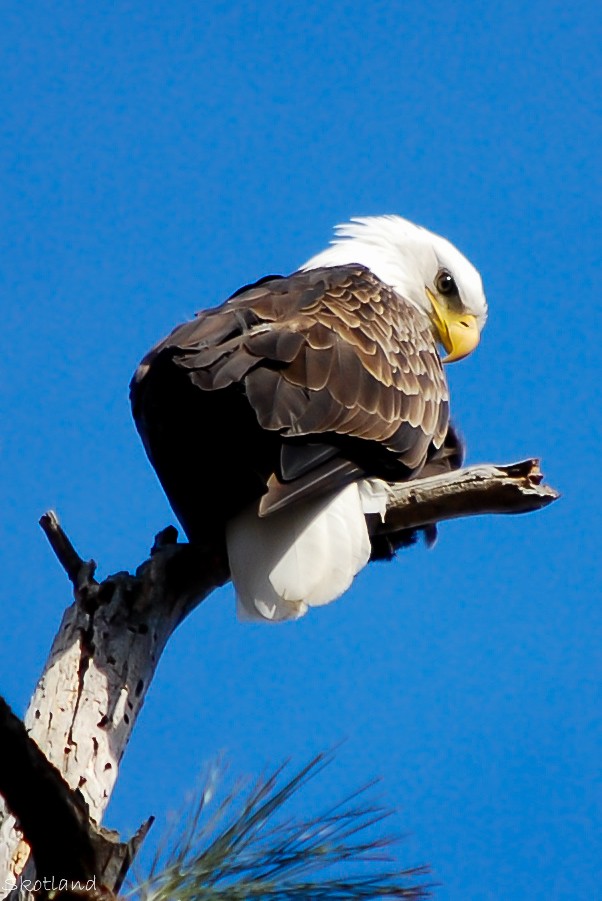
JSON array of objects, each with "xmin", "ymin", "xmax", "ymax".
[{"xmin": 131, "ymin": 263, "xmax": 449, "ymax": 485}]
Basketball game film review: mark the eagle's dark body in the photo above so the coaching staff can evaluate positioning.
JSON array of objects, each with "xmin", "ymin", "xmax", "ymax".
[{"xmin": 131, "ymin": 265, "xmax": 454, "ymax": 561}]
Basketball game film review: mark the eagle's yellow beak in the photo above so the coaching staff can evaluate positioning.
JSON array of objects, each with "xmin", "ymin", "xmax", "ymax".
[{"xmin": 426, "ymin": 288, "xmax": 480, "ymax": 364}]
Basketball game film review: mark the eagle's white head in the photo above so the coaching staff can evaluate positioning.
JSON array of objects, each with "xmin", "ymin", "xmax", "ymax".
[{"xmin": 302, "ymin": 215, "xmax": 488, "ymax": 363}]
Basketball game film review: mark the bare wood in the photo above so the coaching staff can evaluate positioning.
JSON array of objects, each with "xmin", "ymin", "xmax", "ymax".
[
  {"xmin": 381, "ymin": 459, "xmax": 558, "ymax": 539},
  {"xmin": 37, "ymin": 511, "xmax": 97, "ymax": 591},
  {"xmin": 0, "ymin": 695, "xmax": 98, "ymax": 879},
  {"xmin": 0, "ymin": 523, "xmax": 226, "ymax": 898},
  {"xmin": 0, "ymin": 459, "xmax": 558, "ymax": 897},
  {"xmin": 0, "ymin": 696, "xmax": 149, "ymax": 899}
]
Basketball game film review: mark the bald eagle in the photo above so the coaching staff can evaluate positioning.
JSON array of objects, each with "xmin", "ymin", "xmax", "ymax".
[{"xmin": 131, "ymin": 216, "xmax": 487, "ymax": 622}]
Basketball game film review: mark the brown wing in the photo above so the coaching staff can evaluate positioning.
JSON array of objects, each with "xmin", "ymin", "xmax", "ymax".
[{"xmin": 131, "ymin": 265, "xmax": 449, "ymax": 538}]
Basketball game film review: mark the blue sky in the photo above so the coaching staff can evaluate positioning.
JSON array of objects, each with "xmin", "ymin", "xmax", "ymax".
[{"xmin": 2, "ymin": 1, "xmax": 600, "ymax": 898}]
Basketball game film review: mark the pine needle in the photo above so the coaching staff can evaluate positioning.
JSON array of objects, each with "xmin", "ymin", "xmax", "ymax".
[{"xmin": 127, "ymin": 753, "xmax": 432, "ymax": 900}]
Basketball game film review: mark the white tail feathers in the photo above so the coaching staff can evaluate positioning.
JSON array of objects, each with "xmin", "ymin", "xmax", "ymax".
[{"xmin": 226, "ymin": 480, "xmax": 389, "ymax": 623}]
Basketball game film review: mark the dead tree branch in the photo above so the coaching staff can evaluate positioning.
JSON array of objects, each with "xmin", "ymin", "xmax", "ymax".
[
  {"xmin": 0, "ymin": 698, "xmax": 151, "ymax": 899},
  {"xmin": 0, "ymin": 696, "xmax": 97, "ymax": 894},
  {"xmin": 0, "ymin": 459, "xmax": 558, "ymax": 897},
  {"xmin": 381, "ymin": 458, "xmax": 557, "ymax": 545}
]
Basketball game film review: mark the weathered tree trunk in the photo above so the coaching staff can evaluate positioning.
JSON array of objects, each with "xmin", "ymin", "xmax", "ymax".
[{"xmin": 0, "ymin": 460, "xmax": 558, "ymax": 898}]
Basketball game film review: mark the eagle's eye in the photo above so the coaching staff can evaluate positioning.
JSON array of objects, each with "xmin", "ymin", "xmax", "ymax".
[{"xmin": 435, "ymin": 269, "xmax": 458, "ymax": 297}]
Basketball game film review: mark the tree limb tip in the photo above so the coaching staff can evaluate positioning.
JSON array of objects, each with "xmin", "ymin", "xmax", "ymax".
[
  {"xmin": 39, "ymin": 510, "xmax": 97, "ymax": 589},
  {"xmin": 382, "ymin": 457, "xmax": 559, "ymax": 536}
]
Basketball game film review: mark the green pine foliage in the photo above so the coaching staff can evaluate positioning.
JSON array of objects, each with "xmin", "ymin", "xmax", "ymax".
[{"xmin": 127, "ymin": 753, "xmax": 431, "ymax": 901}]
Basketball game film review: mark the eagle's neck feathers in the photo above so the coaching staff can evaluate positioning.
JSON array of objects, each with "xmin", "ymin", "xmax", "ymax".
[{"xmin": 301, "ymin": 215, "xmax": 487, "ymax": 327}]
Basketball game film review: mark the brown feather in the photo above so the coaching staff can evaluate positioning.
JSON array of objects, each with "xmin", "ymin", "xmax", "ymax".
[{"xmin": 130, "ymin": 265, "xmax": 451, "ymax": 542}]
